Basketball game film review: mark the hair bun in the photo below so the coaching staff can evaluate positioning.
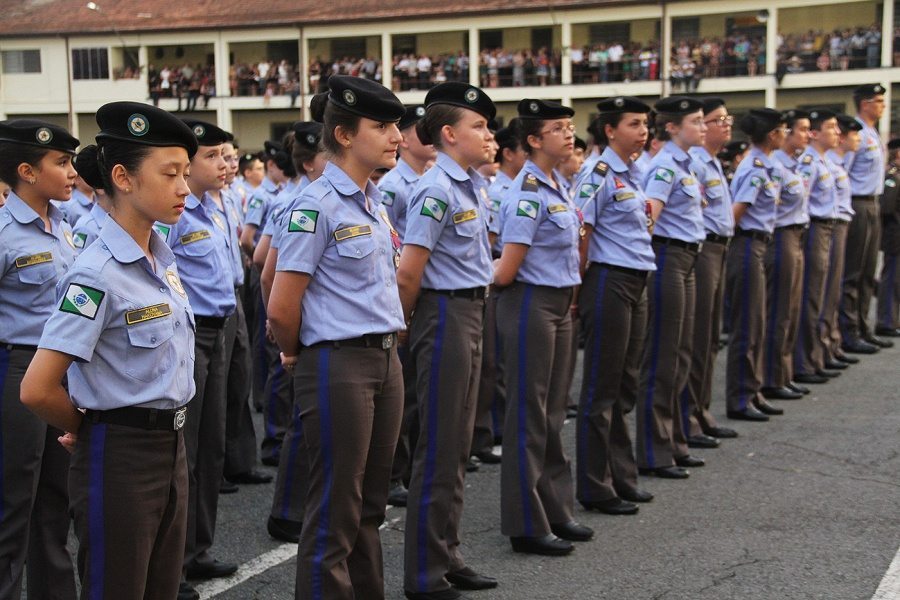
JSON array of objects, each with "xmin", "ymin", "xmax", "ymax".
[
  {"xmin": 415, "ymin": 118, "xmax": 433, "ymax": 146},
  {"xmin": 738, "ymin": 113, "xmax": 756, "ymax": 136},
  {"xmin": 310, "ymin": 93, "xmax": 329, "ymax": 124}
]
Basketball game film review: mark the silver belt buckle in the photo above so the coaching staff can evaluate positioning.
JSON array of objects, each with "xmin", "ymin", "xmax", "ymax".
[
  {"xmin": 173, "ymin": 407, "xmax": 187, "ymax": 431},
  {"xmin": 696, "ymin": 241, "xmax": 704, "ymax": 253},
  {"xmin": 382, "ymin": 334, "xmax": 393, "ymax": 350}
]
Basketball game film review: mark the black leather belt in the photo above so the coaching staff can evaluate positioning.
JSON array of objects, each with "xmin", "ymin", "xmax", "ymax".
[
  {"xmin": 811, "ymin": 217, "xmax": 840, "ymax": 226},
  {"xmin": 652, "ymin": 235, "xmax": 702, "ymax": 253},
  {"xmin": 596, "ymin": 263, "xmax": 649, "ymax": 278},
  {"xmin": 735, "ymin": 228, "xmax": 773, "ymax": 243},
  {"xmin": 195, "ymin": 315, "xmax": 227, "ymax": 329},
  {"xmin": 776, "ymin": 223, "xmax": 807, "ymax": 231},
  {"xmin": 85, "ymin": 406, "xmax": 187, "ymax": 431},
  {"xmin": 852, "ymin": 195, "xmax": 876, "ymax": 201},
  {"xmin": 2, "ymin": 343, "xmax": 37, "ymax": 352},
  {"xmin": 307, "ymin": 333, "xmax": 398, "ymax": 350},
  {"xmin": 424, "ymin": 287, "xmax": 487, "ymax": 300},
  {"xmin": 705, "ymin": 233, "xmax": 731, "ymax": 245}
]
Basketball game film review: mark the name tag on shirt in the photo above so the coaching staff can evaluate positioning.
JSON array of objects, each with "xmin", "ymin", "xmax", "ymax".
[
  {"xmin": 16, "ymin": 252, "xmax": 53, "ymax": 268},
  {"xmin": 682, "ymin": 177, "xmax": 696, "ymax": 186},
  {"xmin": 181, "ymin": 230, "xmax": 211, "ymax": 245},
  {"xmin": 452, "ymin": 209, "xmax": 478, "ymax": 224},
  {"xmin": 614, "ymin": 191, "xmax": 636, "ymax": 202},
  {"xmin": 125, "ymin": 303, "xmax": 173, "ymax": 325},
  {"xmin": 548, "ymin": 204, "xmax": 568, "ymax": 214},
  {"xmin": 705, "ymin": 179, "xmax": 722, "ymax": 188},
  {"xmin": 334, "ymin": 225, "xmax": 372, "ymax": 241}
]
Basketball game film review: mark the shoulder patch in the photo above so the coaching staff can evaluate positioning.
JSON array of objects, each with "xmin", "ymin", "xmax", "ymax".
[
  {"xmin": 578, "ymin": 182, "xmax": 599, "ymax": 199},
  {"xmin": 594, "ymin": 161, "xmax": 609, "ymax": 176},
  {"xmin": 654, "ymin": 167, "xmax": 674, "ymax": 183},
  {"xmin": 516, "ymin": 199, "xmax": 540, "ymax": 219},
  {"xmin": 248, "ymin": 197, "xmax": 264, "ymax": 210},
  {"xmin": 753, "ymin": 158, "xmax": 765, "ymax": 168},
  {"xmin": 60, "ymin": 283, "xmax": 104, "ymax": 320},
  {"xmin": 802, "ymin": 155, "xmax": 813, "ymax": 165},
  {"xmin": 521, "ymin": 174, "xmax": 540, "ymax": 192},
  {"xmin": 420, "ymin": 197, "xmax": 448, "ymax": 222},
  {"xmin": 73, "ymin": 232, "xmax": 87, "ymax": 248},
  {"xmin": 750, "ymin": 176, "xmax": 763, "ymax": 188},
  {"xmin": 288, "ymin": 209, "xmax": 318, "ymax": 233},
  {"xmin": 152, "ymin": 223, "xmax": 171, "ymax": 241},
  {"xmin": 381, "ymin": 190, "xmax": 395, "ymax": 206}
]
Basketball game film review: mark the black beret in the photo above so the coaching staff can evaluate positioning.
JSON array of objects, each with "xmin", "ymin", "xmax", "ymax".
[
  {"xmin": 808, "ymin": 108, "xmax": 837, "ymax": 126},
  {"xmin": 224, "ymin": 130, "xmax": 235, "ymax": 143},
  {"xmin": 888, "ymin": 138, "xmax": 900, "ymax": 151},
  {"xmin": 0, "ymin": 119, "xmax": 79, "ymax": 153},
  {"xmin": 73, "ymin": 145, "xmax": 104, "ymax": 190},
  {"xmin": 782, "ymin": 109, "xmax": 810, "ymax": 126},
  {"xmin": 720, "ymin": 140, "xmax": 749, "ymax": 159},
  {"xmin": 488, "ymin": 118, "xmax": 500, "ymax": 131},
  {"xmin": 291, "ymin": 121, "xmax": 323, "ymax": 151},
  {"xmin": 854, "ymin": 83, "xmax": 886, "ymax": 99},
  {"xmin": 495, "ymin": 126, "xmax": 517, "ymax": 151},
  {"xmin": 517, "ymin": 98, "xmax": 574, "ymax": 120},
  {"xmin": 574, "ymin": 136, "xmax": 587, "ymax": 151},
  {"xmin": 655, "ymin": 96, "xmax": 703, "ymax": 115},
  {"xmin": 326, "ymin": 74, "xmax": 404, "ymax": 122},
  {"xmin": 398, "ymin": 105, "xmax": 426, "ymax": 131},
  {"xmin": 424, "ymin": 82, "xmax": 496, "ymax": 121},
  {"xmin": 95, "ymin": 102, "xmax": 197, "ymax": 158},
  {"xmin": 836, "ymin": 114, "xmax": 863, "ymax": 132},
  {"xmin": 264, "ymin": 140, "xmax": 282, "ymax": 158},
  {"xmin": 739, "ymin": 108, "xmax": 785, "ymax": 136},
  {"xmin": 596, "ymin": 96, "xmax": 651, "ymax": 114},
  {"xmin": 700, "ymin": 97, "xmax": 726, "ymax": 114},
  {"xmin": 182, "ymin": 119, "xmax": 229, "ymax": 146}
]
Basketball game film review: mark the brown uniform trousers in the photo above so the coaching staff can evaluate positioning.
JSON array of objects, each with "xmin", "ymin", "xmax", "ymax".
[
  {"xmin": 497, "ymin": 284, "xmax": 575, "ymax": 537},
  {"xmin": 223, "ymin": 290, "xmax": 260, "ymax": 478},
  {"xmin": 389, "ymin": 345, "xmax": 419, "ymax": 487},
  {"xmin": 681, "ymin": 237, "xmax": 728, "ymax": 437},
  {"xmin": 293, "ymin": 343, "xmax": 402, "ymax": 600},
  {"xmin": 404, "ymin": 291, "xmax": 483, "ymax": 595},
  {"xmin": 245, "ymin": 267, "xmax": 268, "ymax": 412},
  {"xmin": 877, "ymin": 218, "xmax": 900, "ymax": 329},
  {"xmin": 840, "ymin": 198, "xmax": 881, "ymax": 342},
  {"xmin": 636, "ymin": 241, "xmax": 697, "ymax": 469},
  {"xmin": 260, "ymin": 333, "xmax": 293, "ymax": 464},
  {"xmin": 0, "ymin": 346, "xmax": 75, "ymax": 600},
  {"xmin": 794, "ymin": 219, "xmax": 835, "ymax": 376},
  {"xmin": 269, "ymin": 377, "xmax": 308, "ymax": 525},
  {"xmin": 821, "ymin": 221, "xmax": 850, "ymax": 361},
  {"xmin": 71, "ymin": 420, "xmax": 187, "ymax": 600},
  {"xmin": 577, "ymin": 264, "xmax": 646, "ymax": 503},
  {"xmin": 471, "ymin": 287, "xmax": 504, "ymax": 457},
  {"xmin": 762, "ymin": 226, "xmax": 805, "ymax": 389},
  {"xmin": 725, "ymin": 233, "xmax": 768, "ymax": 412}
]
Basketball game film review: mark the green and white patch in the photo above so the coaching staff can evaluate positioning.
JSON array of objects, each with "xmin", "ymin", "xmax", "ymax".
[
  {"xmin": 152, "ymin": 223, "xmax": 171, "ymax": 241},
  {"xmin": 886, "ymin": 179, "xmax": 896, "ymax": 188},
  {"xmin": 288, "ymin": 209, "xmax": 318, "ymax": 233},
  {"xmin": 750, "ymin": 176, "xmax": 763, "ymax": 188},
  {"xmin": 654, "ymin": 167, "xmax": 674, "ymax": 183},
  {"xmin": 579, "ymin": 183, "xmax": 598, "ymax": 198},
  {"xmin": 248, "ymin": 197, "xmax": 264, "ymax": 210},
  {"xmin": 381, "ymin": 190, "xmax": 396, "ymax": 206},
  {"xmin": 60, "ymin": 283, "xmax": 104, "ymax": 320},
  {"xmin": 73, "ymin": 232, "xmax": 87, "ymax": 248},
  {"xmin": 421, "ymin": 197, "xmax": 448, "ymax": 222},
  {"xmin": 516, "ymin": 199, "xmax": 540, "ymax": 219}
]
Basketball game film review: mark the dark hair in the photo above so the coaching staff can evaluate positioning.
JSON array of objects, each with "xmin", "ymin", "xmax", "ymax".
[
  {"xmin": 591, "ymin": 113, "xmax": 626, "ymax": 146},
  {"xmin": 97, "ymin": 140, "xmax": 153, "ymax": 198},
  {"xmin": 292, "ymin": 137, "xmax": 321, "ymax": 174},
  {"xmin": 654, "ymin": 112, "xmax": 686, "ymax": 142},
  {"xmin": 311, "ymin": 92, "xmax": 360, "ymax": 155},
  {"xmin": 0, "ymin": 141, "xmax": 50, "ymax": 187},
  {"xmin": 239, "ymin": 153, "xmax": 261, "ymax": 175},
  {"xmin": 497, "ymin": 139, "xmax": 521, "ymax": 166},
  {"xmin": 513, "ymin": 118, "xmax": 544, "ymax": 154},
  {"xmin": 278, "ymin": 132, "xmax": 298, "ymax": 178},
  {"xmin": 739, "ymin": 114, "xmax": 774, "ymax": 145},
  {"xmin": 416, "ymin": 104, "xmax": 466, "ymax": 148}
]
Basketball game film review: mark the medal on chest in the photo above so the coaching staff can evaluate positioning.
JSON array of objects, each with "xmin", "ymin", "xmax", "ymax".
[{"xmin": 380, "ymin": 209, "xmax": 402, "ymax": 269}]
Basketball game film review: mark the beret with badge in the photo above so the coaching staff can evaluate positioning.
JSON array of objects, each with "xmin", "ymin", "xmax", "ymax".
[
  {"xmin": 782, "ymin": 108, "xmax": 810, "ymax": 128},
  {"xmin": 425, "ymin": 82, "xmax": 496, "ymax": 121},
  {"xmin": 854, "ymin": 83, "xmax": 886, "ymax": 99},
  {"xmin": 0, "ymin": 118, "xmax": 79, "ymax": 153},
  {"xmin": 495, "ymin": 124, "xmax": 518, "ymax": 151},
  {"xmin": 321, "ymin": 74, "xmax": 405, "ymax": 122},
  {"xmin": 808, "ymin": 108, "xmax": 837, "ymax": 128},
  {"xmin": 398, "ymin": 105, "xmax": 427, "ymax": 132},
  {"xmin": 181, "ymin": 119, "xmax": 230, "ymax": 146},
  {"xmin": 517, "ymin": 98, "xmax": 574, "ymax": 120},
  {"xmin": 95, "ymin": 101, "xmax": 198, "ymax": 158},
  {"xmin": 655, "ymin": 96, "xmax": 704, "ymax": 115},
  {"xmin": 264, "ymin": 140, "xmax": 282, "ymax": 158},
  {"xmin": 836, "ymin": 113, "xmax": 863, "ymax": 133},
  {"xmin": 719, "ymin": 140, "xmax": 750, "ymax": 161},
  {"xmin": 699, "ymin": 97, "xmax": 726, "ymax": 115},
  {"xmin": 596, "ymin": 96, "xmax": 651, "ymax": 114},
  {"xmin": 738, "ymin": 107, "xmax": 785, "ymax": 137},
  {"xmin": 292, "ymin": 121, "xmax": 323, "ymax": 152},
  {"xmin": 73, "ymin": 145, "xmax": 104, "ymax": 190}
]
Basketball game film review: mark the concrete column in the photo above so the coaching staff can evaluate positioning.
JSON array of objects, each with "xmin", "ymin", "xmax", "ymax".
[
  {"xmin": 214, "ymin": 33, "xmax": 230, "ymax": 99},
  {"xmin": 381, "ymin": 32, "xmax": 392, "ymax": 91},
  {"xmin": 299, "ymin": 29, "xmax": 309, "ymax": 120},
  {"xmin": 469, "ymin": 27, "xmax": 479, "ymax": 87},
  {"xmin": 560, "ymin": 21, "xmax": 572, "ymax": 85},
  {"xmin": 660, "ymin": 6, "xmax": 671, "ymax": 96},
  {"xmin": 882, "ymin": 0, "xmax": 894, "ymax": 68},
  {"xmin": 217, "ymin": 104, "xmax": 232, "ymax": 133},
  {"xmin": 765, "ymin": 5, "xmax": 778, "ymax": 107}
]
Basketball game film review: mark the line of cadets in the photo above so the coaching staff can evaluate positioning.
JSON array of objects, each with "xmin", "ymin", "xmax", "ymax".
[{"xmin": 0, "ymin": 78, "xmax": 896, "ymax": 600}]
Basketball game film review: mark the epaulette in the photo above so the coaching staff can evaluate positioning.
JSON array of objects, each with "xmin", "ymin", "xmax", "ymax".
[
  {"xmin": 801, "ymin": 155, "xmax": 813, "ymax": 165},
  {"xmin": 594, "ymin": 161, "xmax": 609, "ymax": 176},
  {"xmin": 521, "ymin": 173, "xmax": 540, "ymax": 192},
  {"xmin": 753, "ymin": 158, "xmax": 765, "ymax": 168}
]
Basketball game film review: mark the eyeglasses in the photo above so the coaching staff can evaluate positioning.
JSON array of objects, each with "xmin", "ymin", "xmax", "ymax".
[
  {"xmin": 772, "ymin": 127, "xmax": 789, "ymax": 135},
  {"xmin": 540, "ymin": 123, "xmax": 576, "ymax": 136},
  {"xmin": 704, "ymin": 115, "xmax": 734, "ymax": 127}
]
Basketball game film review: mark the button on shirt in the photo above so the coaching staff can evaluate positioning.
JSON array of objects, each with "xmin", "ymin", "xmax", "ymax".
[
  {"xmin": 0, "ymin": 192, "xmax": 77, "ymax": 345},
  {"xmin": 499, "ymin": 160, "xmax": 580, "ymax": 287},
  {"xmin": 689, "ymin": 146, "xmax": 735, "ymax": 236},
  {"xmin": 827, "ymin": 150, "xmax": 856, "ymax": 222},
  {"xmin": 39, "ymin": 217, "xmax": 196, "ymax": 410},
  {"xmin": 160, "ymin": 192, "xmax": 236, "ymax": 317},
  {"xmin": 72, "ymin": 202, "xmax": 109, "ymax": 253},
  {"xmin": 773, "ymin": 150, "xmax": 810, "ymax": 227},
  {"xmin": 642, "ymin": 141, "xmax": 706, "ymax": 243},
  {"xmin": 378, "ymin": 158, "xmax": 421, "ymax": 241},
  {"xmin": 798, "ymin": 147, "xmax": 840, "ymax": 219},
  {"xmin": 404, "ymin": 152, "xmax": 493, "ymax": 290},
  {"xmin": 729, "ymin": 147, "xmax": 781, "ymax": 233},
  {"xmin": 845, "ymin": 118, "xmax": 885, "ymax": 195},
  {"xmin": 276, "ymin": 162, "xmax": 405, "ymax": 346},
  {"xmin": 578, "ymin": 147, "xmax": 657, "ymax": 271}
]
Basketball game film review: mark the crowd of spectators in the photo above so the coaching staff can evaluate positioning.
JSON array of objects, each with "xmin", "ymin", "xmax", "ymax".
[
  {"xmin": 148, "ymin": 64, "xmax": 216, "ymax": 110},
  {"xmin": 477, "ymin": 48, "xmax": 562, "ymax": 87},
  {"xmin": 776, "ymin": 25, "xmax": 884, "ymax": 74},
  {"xmin": 230, "ymin": 60, "xmax": 302, "ymax": 105}
]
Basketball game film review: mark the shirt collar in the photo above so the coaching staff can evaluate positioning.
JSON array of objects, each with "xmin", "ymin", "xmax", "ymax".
[
  {"xmin": 396, "ymin": 157, "xmax": 420, "ymax": 183},
  {"xmin": 774, "ymin": 149, "xmax": 798, "ymax": 168},
  {"xmin": 689, "ymin": 146, "xmax": 715, "ymax": 164},
  {"xmin": 89, "ymin": 202, "xmax": 108, "ymax": 222},
  {"xmin": 663, "ymin": 141, "xmax": 692, "ymax": 164},
  {"xmin": 185, "ymin": 192, "xmax": 202, "ymax": 210},
  {"xmin": 323, "ymin": 161, "xmax": 380, "ymax": 203},
  {"xmin": 600, "ymin": 146, "xmax": 630, "ymax": 173},
  {"xmin": 5, "ymin": 192, "xmax": 65, "ymax": 228},
  {"xmin": 435, "ymin": 151, "xmax": 471, "ymax": 183},
  {"xmin": 99, "ymin": 216, "xmax": 175, "ymax": 268},
  {"xmin": 749, "ymin": 146, "xmax": 774, "ymax": 169}
]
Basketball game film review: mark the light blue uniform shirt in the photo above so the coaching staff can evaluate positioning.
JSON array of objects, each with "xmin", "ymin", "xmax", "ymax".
[
  {"xmin": 642, "ymin": 141, "xmax": 706, "ymax": 243},
  {"xmin": 773, "ymin": 150, "xmax": 810, "ymax": 227},
  {"xmin": 39, "ymin": 218, "xmax": 196, "ymax": 410},
  {"xmin": 378, "ymin": 158, "xmax": 421, "ymax": 241},
  {"xmin": 160, "ymin": 192, "xmax": 236, "ymax": 317},
  {"xmin": 578, "ymin": 147, "xmax": 657, "ymax": 271},
  {"xmin": 244, "ymin": 176, "xmax": 280, "ymax": 243},
  {"xmin": 486, "ymin": 170, "xmax": 515, "ymax": 256},
  {"xmin": 270, "ymin": 177, "xmax": 312, "ymax": 251},
  {"xmin": 276, "ymin": 162, "xmax": 405, "ymax": 346},
  {"xmin": 689, "ymin": 146, "xmax": 735, "ymax": 236},
  {"xmin": 404, "ymin": 151, "xmax": 493, "ymax": 290},
  {"xmin": 826, "ymin": 150, "xmax": 855, "ymax": 222},
  {"xmin": 798, "ymin": 147, "xmax": 839, "ymax": 220},
  {"xmin": 730, "ymin": 147, "xmax": 780, "ymax": 233},
  {"xmin": 634, "ymin": 151, "xmax": 653, "ymax": 183},
  {"xmin": 845, "ymin": 118, "xmax": 885, "ymax": 196},
  {"xmin": 260, "ymin": 178, "xmax": 301, "ymax": 238},
  {"xmin": 212, "ymin": 191, "xmax": 245, "ymax": 288},
  {"xmin": 0, "ymin": 193, "xmax": 77, "ymax": 345},
  {"xmin": 72, "ymin": 202, "xmax": 109, "ymax": 253},
  {"xmin": 60, "ymin": 189, "xmax": 93, "ymax": 226},
  {"xmin": 499, "ymin": 160, "xmax": 580, "ymax": 287}
]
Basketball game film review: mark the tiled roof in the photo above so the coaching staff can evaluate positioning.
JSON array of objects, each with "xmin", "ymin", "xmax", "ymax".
[{"xmin": 0, "ymin": 0, "xmax": 646, "ymax": 37}]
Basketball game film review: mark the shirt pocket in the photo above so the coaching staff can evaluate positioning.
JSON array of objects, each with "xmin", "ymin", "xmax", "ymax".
[
  {"xmin": 125, "ymin": 318, "xmax": 176, "ymax": 382},
  {"xmin": 334, "ymin": 235, "xmax": 376, "ymax": 260},
  {"xmin": 16, "ymin": 262, "xmax": 56, "ymax": 286},
  {"xmin": 452, "ymin": 216, "xmax": 481, "ymax": 239},
  {"xmin": 180, "ymin": 234, "xmax": 216, "ymax": 257}
]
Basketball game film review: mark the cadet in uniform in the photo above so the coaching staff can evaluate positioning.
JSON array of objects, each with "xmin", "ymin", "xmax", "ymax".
[
  {"xmin": 492, "ymin": 99, "xmax": 592, "ymax": 556},
  {"xmin": 396, "ymin": 82, "xmax": 498, "ymax": 600},
  {"xmin": 267, "ymin": 75, "xmax": 405, "ymax": 600},
  {"xmin": 0, "ymin": 119, "xmax": 78, "ymax": 600},
  {"xmin": 59, "ymin": 168, "xmax": 94, "ymax": 226},
  {"xmin": 574, "ymin": 96, "xmax": 656, "ymax": 516},
  {"xmin": 725, "ymin": 108, "xmax": 786, "ymax": 421},
  {"xmin": 635, "ymin": 96, "xmax": 707, "ymax": 479},
  {"xmin": 876, "ymin": 139, "xmax": 900, "ymax": 335},
  {"xmin": 21, "ymin": 102, "xmax": 196, "ymax": 600},
  {"xmin": 71, "ymin": 144, "xmax": 112, "ymax": 252}
]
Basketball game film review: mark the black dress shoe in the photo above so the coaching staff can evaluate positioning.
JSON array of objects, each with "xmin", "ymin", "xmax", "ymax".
[
  {"xmin": 687, "ymin": 434, "xmax": 720, "ymax": 448},
  {"xmin": 815, "ymin": 369, "xmax": 841, "ymax": 378},
  {"xmin": 875, "ymin": 326, "xmax": 900, "ymax": 337},
  {"xmin": 823, "ymin": 359, "xmax": 849, "ymax": 370},
  {"xmin": 638, "ymin": 465, "xmax": 690, "ymax": 479},
  {"xmin": 267, "ymin": 515, "xmax": 301, "ymax": 543},
  {"xmin": 445, "ymin": 567, "xmax": 498, "ymax": 590},
  {"xmin": 761, "ymin": 386, "xmax": 803, "ymax": 400},
  {"xmin": 261, "ymin": 455, "xmax": 280, "ymax": 467},
  {"xmin": 842, "ymin": 339, "xmax": 879, "ymax": 354},
  {"xmin": 178, "ymin": 582, "xmax": 199, "ymax": 600},
  {"xmin": 405, "ymin": 589, "xmax": 463, "ymax": 600},
  {"xmin": 865, "ymin": 335, "xmax": 894, "ymax": 348},
  {"xmin": 580, "ymin": 497, "xmax": 639, "ymax": 515},
  {"xmin": 793, "ymin": 372, "xmax": 829, "ymax": 384},
  {"xmin": 753, "ymin": 398, "xmax": 784, "ymax": 415},
  {"xmin": 566, "ymin": 406, "xmax": 578, "ymax": 419},
  {"xmin": 727, "ymin": 407, "xmax": 769, "ymax": 421},
  {"xmin": 787, "ymin": 382, "xmax": 811, "ymax": 395},
  {"xmin": 473, "ymin": 449, "xmax": 501, "ymax": 464},
  {"xmin": 510, "ymin": 534, "xmax": 574, "ymax": 556},
  {"xmin": 550, "ymin": 520, "xmax": 594, "ymax": 541},
  {"xmin": 833, "ymin": 352, "xmax": 859, "ymax": 364},
  {"xmin": 387, "ymin": 482, "xmax": 408, "ymax": 507},
  {"xmin": 704, "ymin": 426, "xmax": 738, "ymax": 438},
  {"xmin": 227, "ymin": 469, "xmax": 273, "ymax": 484},
  {"xmin": 219, "ymin": 478, "xmax": 239, "ymax": 494},
  {"xmin": 616, "ymin": 488, "xmax": 654, "ymax": 503},
  {"xmin": 675, "ymin": 454, "xmax": 705, "ymax": 467},
  {"xmin": 185, "ymin": 559, "xmax": 238, "ymax": 580},
  {"xmin": 465, "ymin": 456, "xmax": 480, "ymax": 472}
]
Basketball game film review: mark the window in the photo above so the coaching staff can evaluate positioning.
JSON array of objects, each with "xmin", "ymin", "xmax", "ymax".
[
  {"xmin": 480, "ymin": 30, "xmax": 503, "ymax": 50},
  {"xmin": 330, "ymin": 38, "xmax": 366, "ymax": 60},
  {"xmin": 72, "ymin": 48, "xmax": 109, "ymax": 80},
  {"xmin": 672, "ymin": 17, "xmax": 700, "ymax": 41},
  {"xmin": 589, "ymin": 23, "xmax": 631, "ymax": 45},
  {"xmin": 1, "ymin": 50, "xmax": 41, "ymax": 74}
]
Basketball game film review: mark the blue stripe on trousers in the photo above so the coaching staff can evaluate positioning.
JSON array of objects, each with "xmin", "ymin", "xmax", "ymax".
[
  {"xmin": 265, "ymin": 364, "xmax": 284, "ymax": 441},
  {"xmin": 879, "ymin": 254, "xmax": 897, "ymax": 326},
  {"xmin": 255, "ymin": 296, "xmax": 269, "ymax": 391},
  {"xmin": 643, "ymin": 246, "xmax": 668, "ymax": 468},
  {"xmin": 794, "ymin": 226, "xmax": 815, "ymax": 369},
  {"xmin": 764, "ymin": 231, "xmax": 783, "ymax": 387},
  {"xmin": 577, "ymin": 267, "xmax": 607, "ymax": 496},
  {"xmin": 516, "ymin": 285, "xmax": 534, "ymax": 537},
  {"xmin": 417, "ymin": 295, "xmax": 447, "ymax": 592},
  {"xmin": 88, "ymin": 423, "xmax": 107, "ymax": 600},
  {"xmin": 0, "ymin": 347, "xmax": 8, "ymax": 522},
  {"xmin": 280, "ymin": 405, "xmax": 304, "ymax": 520},
  {"xmin": 738, "ymin": 238, "xmax": 752, "ymax": 410},
  {"xmin": 311, "ymin": 348, "xmax": 333, "ymax": 600}
]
